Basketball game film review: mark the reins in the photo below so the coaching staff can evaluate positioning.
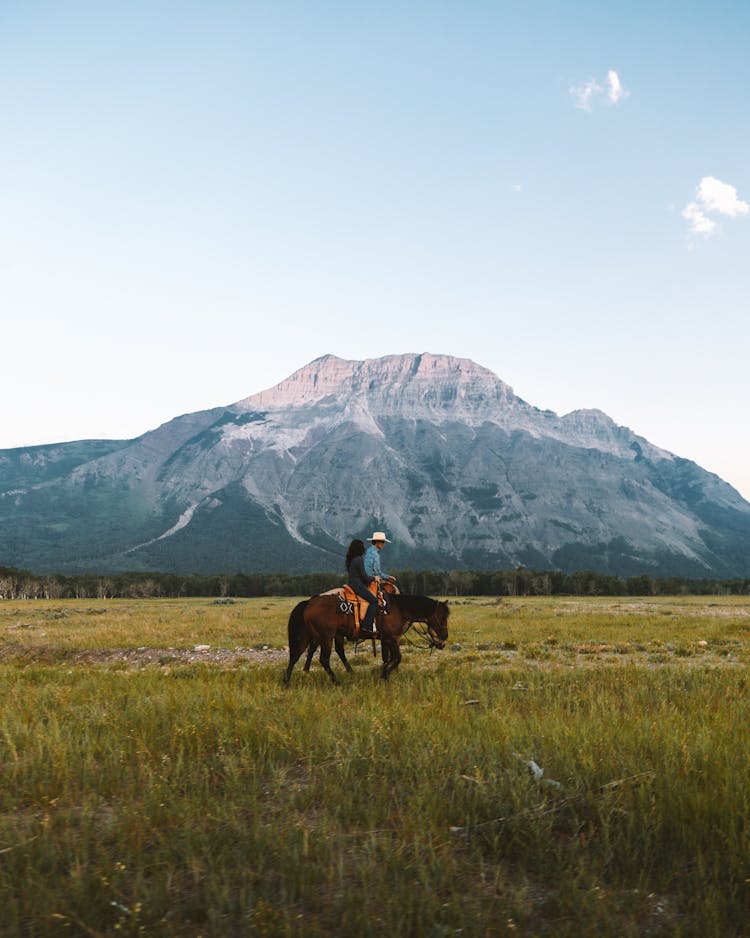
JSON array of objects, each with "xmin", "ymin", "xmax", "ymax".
[
  {"xmin": 402, "ymin": 603, "xmax": 446, "ymax": 652},
  {"xmin": 404, "ymin": 621, "xmax": 441, "ymax": 652}
]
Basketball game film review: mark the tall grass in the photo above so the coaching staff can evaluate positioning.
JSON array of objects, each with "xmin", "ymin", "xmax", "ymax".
[{"xmin": 0, "ymin": 597, "xmax": 749, "ymax": 935}]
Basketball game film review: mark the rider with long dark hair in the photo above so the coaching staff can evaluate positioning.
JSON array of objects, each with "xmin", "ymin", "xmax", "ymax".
[{"xmin": 345, "ymin": 538, "xmax": 378, "ymax": 638}]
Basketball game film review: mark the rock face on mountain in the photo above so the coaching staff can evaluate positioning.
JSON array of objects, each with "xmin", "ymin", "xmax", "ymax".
[{"xmin": 1, "ymin": 353, "xmax": 749, "ymax": 576}]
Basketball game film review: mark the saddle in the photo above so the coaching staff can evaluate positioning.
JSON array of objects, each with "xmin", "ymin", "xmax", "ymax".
[{"xmin": 337, "ymin": 583, "xmax": 387, "ymax": 636}]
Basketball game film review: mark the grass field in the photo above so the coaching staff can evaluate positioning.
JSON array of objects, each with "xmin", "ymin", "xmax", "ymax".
[{"xmin": 1, "ymin": 595, "xmax": 749, "ymax": 936}]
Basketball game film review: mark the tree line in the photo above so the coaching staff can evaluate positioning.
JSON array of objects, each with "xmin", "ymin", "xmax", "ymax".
[{"xmin": 1, "ymin": 564, "xmax": 748, "ymax": 600}]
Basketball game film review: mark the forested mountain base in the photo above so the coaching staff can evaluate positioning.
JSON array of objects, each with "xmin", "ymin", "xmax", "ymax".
[{"xmin": 1, "ymin": 564, "xmax": 748, "ymax": 600}]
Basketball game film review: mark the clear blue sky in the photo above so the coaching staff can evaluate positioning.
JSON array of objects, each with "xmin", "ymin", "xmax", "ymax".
[{"xmin": 2, "ymin": 1, "xmax": 749, "ymax": 498}]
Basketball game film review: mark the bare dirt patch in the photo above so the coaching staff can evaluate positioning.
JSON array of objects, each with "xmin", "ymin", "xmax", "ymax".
[{"xmin": 0, "ymin": 643, "xmax": 290, "ymax": 668}]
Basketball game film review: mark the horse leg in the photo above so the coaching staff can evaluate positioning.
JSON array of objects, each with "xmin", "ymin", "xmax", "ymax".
[
  {"xmin": 303, "ymin": 641, "xmax": 318, "ymax": 672},
  {"xmin": 372, "ymin": 608, "xmax": 385, "ymax": 657},
  {"xmin": 380, "ymin": 635, "xmax": 393, "ymax": 679},
  {"xmin": 284, "ymin": 633, "xmax": 311, "ymax": 686},
  {"xmin": 380, "ymin": 635, "xmax": 402, "ymax": 679},
  {"xmin": 334, "ymin": 633, "xmax": 353, "ymax": 673},
  {"xmin": 319, "ymin": 636, "xmax": 340, "ymax": 685}
]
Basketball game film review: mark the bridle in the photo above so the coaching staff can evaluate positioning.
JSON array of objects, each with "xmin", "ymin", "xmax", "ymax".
[
  {"xmin": 404, "ymin": 605, "xmax": 448, "ymax": 651},
  {"xmin": 404, "ymin": 623, "xmax": 439, "ymax": 651}
]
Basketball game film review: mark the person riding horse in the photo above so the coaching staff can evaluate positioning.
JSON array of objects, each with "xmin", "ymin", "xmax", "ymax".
[
  {"xmin": 285, "ymin": 587, "xmax": 450, "ymax": 685},
  {"xmin": 364, "ymin": 531, "xmax": 396, "ymax": 591},
  {"xmin": 345, "ymin": 539, "xmax": 378, "ymax": 638}
]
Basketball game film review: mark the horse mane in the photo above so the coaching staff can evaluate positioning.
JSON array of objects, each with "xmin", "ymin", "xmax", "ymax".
[{"xmin": 389, "ymin": 593, "xmax": 444, "ymax": 618}]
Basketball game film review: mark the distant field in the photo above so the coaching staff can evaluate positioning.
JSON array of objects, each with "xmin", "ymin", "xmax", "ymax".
[{"xmin": 1, "ymin": 596, "xmax": 749, "ymax": 936}]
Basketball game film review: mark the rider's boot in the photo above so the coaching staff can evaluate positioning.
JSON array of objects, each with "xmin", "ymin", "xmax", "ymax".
[{"xmin": 358, "ymin": 606, "xmax": 376, "ymax": 639}]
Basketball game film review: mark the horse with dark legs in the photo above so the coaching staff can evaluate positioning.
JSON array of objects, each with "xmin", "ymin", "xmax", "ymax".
[
  {"xmin": 301, "ymin": 579, "xmax": 397, "ymax": 673},
  {"xmin": 283, "ymin": 593, "xmax": 450, "ymax": 685}
]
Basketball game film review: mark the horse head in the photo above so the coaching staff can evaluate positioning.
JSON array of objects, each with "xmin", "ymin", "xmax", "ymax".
[{"xmin": 427, "ymin": 600, "xmax": 450, "ymax": 649}]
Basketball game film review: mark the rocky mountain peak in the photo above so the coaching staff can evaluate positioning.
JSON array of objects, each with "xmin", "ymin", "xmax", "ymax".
[
  {"xmin": 234, "ymin": 352, "xmax": 519, "ymax": 422},
  {"xmin": 231, "ymin": 354, "xmax": 667, "ymax": 459},
  {"xmin": 235, "ymin": 355, "xmax": 355, "ymax": 410}
]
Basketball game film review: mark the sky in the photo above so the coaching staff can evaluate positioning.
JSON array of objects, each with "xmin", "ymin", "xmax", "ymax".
[{"xmin": 1, "ymin": 0, "xmax": 749, "ymax": 499}]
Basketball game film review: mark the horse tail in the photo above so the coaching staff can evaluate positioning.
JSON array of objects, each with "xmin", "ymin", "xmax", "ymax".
[{"xmin": 287, "ymin": 600, "xmax": 309, "ymax": 657}]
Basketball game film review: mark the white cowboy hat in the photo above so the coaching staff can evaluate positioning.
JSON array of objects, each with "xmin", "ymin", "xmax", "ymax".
[{"xmin": 367, "ymin": 531, "xmax": 391, "ymax": 543}]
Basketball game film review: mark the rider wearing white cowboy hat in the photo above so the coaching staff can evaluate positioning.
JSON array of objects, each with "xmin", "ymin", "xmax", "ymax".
[{"xmin": 364, "ymin": 531, "xmax": 396, "ymax": 586}]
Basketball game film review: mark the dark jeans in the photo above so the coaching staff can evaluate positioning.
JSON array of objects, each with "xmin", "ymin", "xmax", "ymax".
[{"xmin": 350, "ymin": 582, "xmax": 378, "ymax": 631}]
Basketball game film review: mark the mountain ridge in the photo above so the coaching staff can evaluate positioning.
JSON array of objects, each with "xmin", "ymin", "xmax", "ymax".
[
  {"xmin": 1, "ymin": 353, "xmax": 748, "ymax": 577},
  {"xmin": 236, "ymin": 352, "xmax": 673, "ymax": 463}
]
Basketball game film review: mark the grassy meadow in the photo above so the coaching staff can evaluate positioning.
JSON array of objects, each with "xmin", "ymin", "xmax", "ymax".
[{"xmin": 1, "ymin": 595, "xmax": 749, "ymax": 936}]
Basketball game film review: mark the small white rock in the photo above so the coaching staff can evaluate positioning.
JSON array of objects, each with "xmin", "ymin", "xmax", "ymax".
[{"xmin": 194, "ymin": 644, "xmax": 211, "ymax": 652}]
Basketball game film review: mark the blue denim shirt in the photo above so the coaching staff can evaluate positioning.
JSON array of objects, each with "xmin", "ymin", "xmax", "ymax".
[{"xmin": 364, "ymin": 544, "xmax": 389, "ymax": 580}]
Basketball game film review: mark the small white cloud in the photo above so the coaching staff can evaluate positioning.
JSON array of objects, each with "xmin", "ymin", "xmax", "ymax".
[
  {"xmin": 570, "ymin": 78, "xmax": 602, "ymax": 111},
  {"xmin": 682, "ymin": 202, "xmax": 717, "ymax": 236},
  {"xmin": 570, "ymin": 70, "xmax": 627, "ymax": 111},
  {"xmin": 682, "ymin": 176, "xmax": 749, "ymax": 238},
  {"xmin": 697, "ymin": 176, "xmax": 749, "ymax": 218},
  {"xmin": 606, "ymin": 70, "xmax": 628, "ymax": 104},
  {"xmin": 512, "ymin": 183, "xmax": 523, "ymax": 192}
]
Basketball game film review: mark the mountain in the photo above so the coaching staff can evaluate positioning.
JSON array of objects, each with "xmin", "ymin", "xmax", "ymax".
[{"xmin": 1, "ymin": 353, "xmax": 749, "ymax": 577}]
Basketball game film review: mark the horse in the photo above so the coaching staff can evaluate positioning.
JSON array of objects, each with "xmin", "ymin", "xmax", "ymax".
[
  {"xmin": 301, "ymin": 579, "xmax": 399, "ymax": 673},
  {"xmin": 283, "ymin": 592, "xmax": 450, "ymax": 685}
]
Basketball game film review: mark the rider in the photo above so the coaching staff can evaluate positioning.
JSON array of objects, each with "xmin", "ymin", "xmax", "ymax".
[
  {"xmin": 364, "ymin": 531, "xmax": 397, "ymax": 591},
  {"xmin": 345, "ymin": 539, "xmax": 378, "ymax": 639}
]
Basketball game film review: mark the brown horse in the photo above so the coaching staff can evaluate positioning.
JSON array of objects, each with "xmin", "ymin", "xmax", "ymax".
[
  {"xmin": 302, "ymin": 579, "xmax": 398, "ymax": 672},
  {"xmin": 283, "ymin": 592, "xmax": 450, "ymax": 685}
]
